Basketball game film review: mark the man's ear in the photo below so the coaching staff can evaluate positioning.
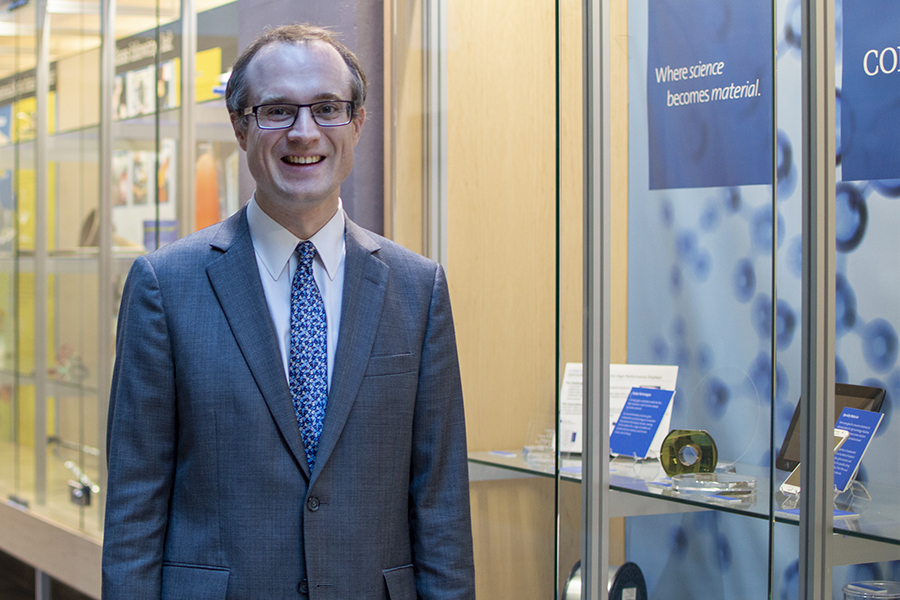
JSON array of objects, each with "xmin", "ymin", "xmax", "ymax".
[
  {"xmin": 231, "ymin": 113, "xmax": 248, "ymax": 151},
  {"xmin": 350, "ymin": 107, "xmax": 366, "ymax": 146}
]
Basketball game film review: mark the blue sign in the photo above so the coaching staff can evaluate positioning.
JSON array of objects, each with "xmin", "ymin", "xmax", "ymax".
[
  {"xmin": 610, "ymin": 387, "xmax": 674, "ymax": 459},
  {"xmin": 646, "ymin": 0, "xmax": 774, "ymax": 189},
  {"xmin": 834, "ymin": 406, "xmax": 883, "ymax": 493},
  {"xmin": 841, "ymin": 0, "xmax": 900, "ymax": 181}
]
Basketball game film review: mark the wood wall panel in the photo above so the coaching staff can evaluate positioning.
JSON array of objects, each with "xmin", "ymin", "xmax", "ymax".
[
  {"xmin": 611, "ymin": 0, "xmax": 629, "ymax": 365},
  {"xmin": 446, "ymin": 2, "xmax": 558, "ymax": 598},
  {"xmin": 447, "ymin": 0, "xmax": 557, "ymax": 454},
  {"xmin": 470, "ymin": 478, "xmax": 556, "ymax": 599},
  {"xmin": 384, "ymin": 0, "xmax": 425, "ymax": 254},
  {"xmin": 559, "ymin": 0, "xmax": 584, "ymax": 371}
]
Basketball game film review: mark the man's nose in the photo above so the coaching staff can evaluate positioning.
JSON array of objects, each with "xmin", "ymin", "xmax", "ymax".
[{"xmin": 287, "ymin": 107, "xmax": 320, "ymax": 138}]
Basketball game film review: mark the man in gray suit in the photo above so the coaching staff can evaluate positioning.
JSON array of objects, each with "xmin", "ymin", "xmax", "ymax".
[{"xmin": 102, "ymin": 24, "xmax": 475, "ymax": 599}]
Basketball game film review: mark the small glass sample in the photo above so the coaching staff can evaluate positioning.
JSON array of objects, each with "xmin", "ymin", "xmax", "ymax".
[
  {"xmin": 670, "ymin": 472, "xmax": 758, "ymax": 496},
  {"xmin": 843, "ymin": 581, "xmax": 900, "ymax": 599}
]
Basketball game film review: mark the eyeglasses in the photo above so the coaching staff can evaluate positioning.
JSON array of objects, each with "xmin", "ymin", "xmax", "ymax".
[{"xmin": 243, "ymin": 101, "xmax": 354, "ymax": 129}]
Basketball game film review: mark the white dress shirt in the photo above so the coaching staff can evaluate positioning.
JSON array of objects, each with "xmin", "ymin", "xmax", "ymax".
[{"xmin": 246, "ymin": 196, "xmax": 346, "ymax": 391}]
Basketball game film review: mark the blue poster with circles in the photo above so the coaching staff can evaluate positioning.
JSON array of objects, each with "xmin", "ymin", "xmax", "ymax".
[
  {"xmin": 840, "ymin": 0, "xmax": 900, "ymax": 182},
  {"xmin": 647, "ymin": 0, "xmax": 774, "ymax": 190}
]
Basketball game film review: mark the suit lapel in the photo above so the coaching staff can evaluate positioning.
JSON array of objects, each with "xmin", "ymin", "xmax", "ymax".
[
  {"xmin": 312, "ymin": 218, "xmax": 387, "ymax": 479},
  {"xmin": 206, "ymin": 208, "xmax": 310, "ymax": 478}
]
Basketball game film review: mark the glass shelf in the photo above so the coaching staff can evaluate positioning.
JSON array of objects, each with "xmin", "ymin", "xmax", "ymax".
[
  {"xmin": 470, "ymin": 452, "xmax": 770, "ymax": 519},
  {"xmin": 0, "ymin": 251, "xmax": 142, "ymax": 276},
  {"xmin": 0, "ymin": 370, "xmax": 99, "ymax": 399},
  {"xmin": 469, "ymin": 451, "xmax": 900, "ymax": 555}
]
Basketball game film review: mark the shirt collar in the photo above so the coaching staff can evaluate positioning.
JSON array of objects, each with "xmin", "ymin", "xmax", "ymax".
[{"xmin": 246, "ymin": 195, "xmax": 346, "ymax": 282}]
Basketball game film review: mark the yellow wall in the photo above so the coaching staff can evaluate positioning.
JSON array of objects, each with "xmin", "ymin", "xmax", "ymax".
[
  {"xmin": 14, "ymin": 271, "xmax": 58, "ymax": 449},
  {"xmin": 17, "ymin": 165, "xmax": 57, "ymax": 252}
]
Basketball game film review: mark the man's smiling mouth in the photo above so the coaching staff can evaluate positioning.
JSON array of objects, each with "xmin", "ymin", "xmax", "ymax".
[{"xmin": 283, "ymin": 155, "xmax": 323, "ymax": 165}]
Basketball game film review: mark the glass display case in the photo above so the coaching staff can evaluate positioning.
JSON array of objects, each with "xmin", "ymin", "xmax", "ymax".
[
  {"xmin": 599, "ymin": 0, "xmax": 900, "ymax": 596},
  {"xmin": 389, "ymin": 0, "xmax": 900, "ymax": 599}
]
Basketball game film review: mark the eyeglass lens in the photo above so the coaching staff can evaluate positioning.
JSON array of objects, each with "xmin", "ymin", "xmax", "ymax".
[{"xmin": 256, "ymin": 102, "xmax": 352, "ymax": 128}]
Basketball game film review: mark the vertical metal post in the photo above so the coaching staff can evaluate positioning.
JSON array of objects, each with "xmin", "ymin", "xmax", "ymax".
[
  {"xmin": 582, "ymin": 0, "xmax": 610, "ymax": 596},
  {"xmin": 179, "ymin": 0, "xmax": 197, "ymax": 239},
  {"xmin": 385, "ymin": 0, "xmax": 396, "ymax": 239},
  {"xmin": 799, "ymin": 0, "xmax": 836, "ymax": 597},
  {"xmin": 97, "ymin": 0, "xmax": 116, "ymax": 525},
  {"xmin": 35, "ymin": 569, "xmax": 51, "ymax": 600},
  {"xmin": 33, "ymin": 0, "xmax": 49, "ymax": 507},
  {"xmin": 423, "ymin": 0, "xmax": 447, "ymax": 267}
]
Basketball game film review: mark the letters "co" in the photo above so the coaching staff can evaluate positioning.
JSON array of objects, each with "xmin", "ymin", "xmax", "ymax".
[{"xmin": 864, "ymin": 47, "xmax": 900, "ymax": 76}]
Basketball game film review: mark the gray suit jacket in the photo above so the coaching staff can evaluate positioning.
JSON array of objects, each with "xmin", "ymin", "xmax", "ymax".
[{"xmin": 102, "ymin": 207, "xmax": 475, "ymax": 599}]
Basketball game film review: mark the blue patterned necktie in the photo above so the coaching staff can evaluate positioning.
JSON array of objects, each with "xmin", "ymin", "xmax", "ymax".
[{"xmin": 289, "ymin": 241, "xmax": 328, "ymax": 471}]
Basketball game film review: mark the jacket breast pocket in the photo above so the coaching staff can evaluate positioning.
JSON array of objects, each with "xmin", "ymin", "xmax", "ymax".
[
  {"xmin": 383, "ymin": 564, "xmax": 416, "ymax": 600},
  {"xmin": 364, "ymin": 352, "xmax": 417, "ymax": 378},
  {"xmin": 161, "ymin": 563, "xmax": 230, "ymax": 600}
]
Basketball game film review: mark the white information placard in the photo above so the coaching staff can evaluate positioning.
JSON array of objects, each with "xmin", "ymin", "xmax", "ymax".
[
  {"xmin": 559, "ymin": 363, "xmax": 679, "ymax": 456},
  {"xmin": 558, "ymin": 363, "xmax": 583, "ymax": 453}
]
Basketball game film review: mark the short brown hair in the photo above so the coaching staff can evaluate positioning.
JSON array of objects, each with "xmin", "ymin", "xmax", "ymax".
[{"xmin": 225, "ymin": 24, "xmax": 367, "ymax": 126}]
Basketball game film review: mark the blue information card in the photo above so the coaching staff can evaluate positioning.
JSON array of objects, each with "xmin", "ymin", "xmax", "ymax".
[
  {"xmin": 834, "ymin": 407, "xmax": 884, "ymax": 493},
  {"xmin": 610, "ymin": 387, "xmax": 675, "ymax": 458}
]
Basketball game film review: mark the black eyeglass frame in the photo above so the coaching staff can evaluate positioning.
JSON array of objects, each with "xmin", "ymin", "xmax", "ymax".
[{"xmin": 242, "ymin": 100, "xmax": 355, "ymax": 129}]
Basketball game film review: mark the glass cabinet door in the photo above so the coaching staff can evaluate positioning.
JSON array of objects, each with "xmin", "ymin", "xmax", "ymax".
[
  {"xmin": 555, "ymin": 0, "xmax": 584, "ymax": 591},
  {"xmin": 389, "ymin": 0, "xmax": 562, "ymax": 597},
  {"xmin": 581, "ymin": 0, "xmax": 785, "ymax": 596},
  {"xmin": 42, "ymin": 0, "xmax": 103, "ymax": 534},
  {"xmin": 828, "ymin": 0, "xmax": 900, "ymax": 593},
  {"xmin": 579, "ymin": 0, "xmax": 900, "ymax": 598},
  {"xmin": 447, "ymin": 0, "xmax": 559, "ymax": 593}
]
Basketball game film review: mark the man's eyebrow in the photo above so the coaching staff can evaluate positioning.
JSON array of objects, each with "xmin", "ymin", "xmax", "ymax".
[{"xmin": 255, "ymin": 92, "xmax": 348, "ymax": 104}]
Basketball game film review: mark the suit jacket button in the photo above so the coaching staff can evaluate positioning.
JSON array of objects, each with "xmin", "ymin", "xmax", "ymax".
[
  {"xmin": 298, "ymin": 579, "xmax": 309, "ymax": 594},
  {"xmin": 307, "ymin": 496, "xmax": 320, "ymax": 511}
]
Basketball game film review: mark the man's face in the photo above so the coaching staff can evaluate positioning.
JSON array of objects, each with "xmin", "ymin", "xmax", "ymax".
[{"xmin": 233, "ymin": 41, "xmax": 364, "ymax": 221}]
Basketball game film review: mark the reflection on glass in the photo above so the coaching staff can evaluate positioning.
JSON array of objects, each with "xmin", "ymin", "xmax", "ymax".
[
  {"xmin": 0, "ymin": 0, "xmax": 239, "ymax": 540},
  {"xmin": 27, "ymin": 0, "xmax": 104, "ymax": 533},
  {"xmin": 0, "ymin": 0, "xmax": 38, "ymax": 519}
]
